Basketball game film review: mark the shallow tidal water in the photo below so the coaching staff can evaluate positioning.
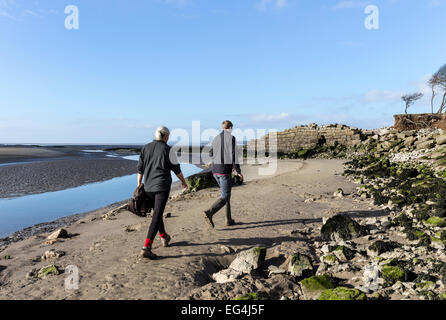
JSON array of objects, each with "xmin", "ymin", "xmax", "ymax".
[{"xmin": 0, "ymin": 161, "xmax": 202, "ymax": 238}]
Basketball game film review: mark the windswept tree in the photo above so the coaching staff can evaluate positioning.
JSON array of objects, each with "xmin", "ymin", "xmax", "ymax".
[
  {"xmin": 429, "ymin": 64, "xmax": 446, "ymax": 113},
  {"xmin": 402, "ymin": 92, "xmax": 423, "ymax": 114}
]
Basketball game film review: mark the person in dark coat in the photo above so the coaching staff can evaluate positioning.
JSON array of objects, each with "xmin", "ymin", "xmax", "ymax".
[
  {"xmin": 137, "ymin": 126, "xmax": 188, "ymax": 259},
  {"xmin": 203, "ymin": 120, "xmax": 243, "ymax": 228}
]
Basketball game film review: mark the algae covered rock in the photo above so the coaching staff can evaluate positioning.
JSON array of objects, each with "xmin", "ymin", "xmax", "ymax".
[
  {"xmin": 233, "ymin": 291, "xmax": 269, "ymax": 300},
  {"xmin": 37, "ymin": 265, "xmax": 60, "ymax": 279},
  {"xmin": 322, "ymin": 254, "xmax": 339, "ymax": 266},
  {"xmin": 288, "ymin": 252, "xmax": 313, "ymax": 278},
  {"xmin": 333, "ymin": 245, "xmax": 356, "ymax": 261},
  {"xmin": 318, "ymin": 287, "xmax": 366, "ymax": 300},
  {"xmin": 186, "ymin": 171, "xmax": 219, "ymax": 193},
  {"xmin": 380, "ymin": 260, "xmax": 416, "ymax": 285},
  {"xmin": 300, "ymin": 275, "xmax": 336, "ymax": 300},
  {"xmin": 321, "ymin": 214, "xmax": 367, "ymax": 241},
  {"xmin": 367, "ymin": 240, "xmax": 401, "ymax": 257},
  {"xmin": 425, "ymin": 216, "xmax": 446, "ymax": 227}
]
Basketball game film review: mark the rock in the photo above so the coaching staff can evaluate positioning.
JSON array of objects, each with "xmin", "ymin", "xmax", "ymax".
[
  {"xmin": 367, "ymin": 240, "xmax": 400, "ymax": 257},
  {"xmin": 267, "ymin": 265, "xmax": 286, "ymax": 277},
  {"xmin": 381, "ymin": 265, "xmax": 407, "ymax": 285},
  {"xmin": 220, "ymin": 245, "xmax": 235, "ymax": 254},
  {"xmin": 436, "ymin": 135, "xmax": 446, "ymax": 145},
  {"xmin": 37, "ymin": 265, "xmax": 60, "ymax": 279},
  {"xmin": 333, "ymin": 245, "xmax": 356, "ymax": 261},
  {"xmin": 321, "ymin": 254, "xmax": 339, "ymax": 266},
  {"xmin": 43, "ymin": 239, "xmax": 57, "ymax": 246},
  {"xmin": 299, "ymin": 275, "xmax": 336, "ymax": 300},
  {"xmin": 318, "ymin": 287, "xmax": 366, "ymax": 300},
  {"xmin": 233, "ymin": 292, "xmax": 269, "ymax": 300},
  {"xmin": 416, "ymin": 281, "xmax": 436, "ymax": 291},
  {"xmin": 41, "ymin": 249, "xmax": 65, "ymax": 261},
  {"xmin": 163, "ymin": 212, "xmax": 171, "ymax": 218},
  {"xmin": 212, "ymin": 247, "xmax": 266, "ymax": 284},
  {"xmin": 229, "ymin": 247, "xmax": 266, "ymax": 273},
  {"xmin": 425, "ymin": 216, "xmax": 446, "ymax": 227},
  {"xmin": 404, "ymin": 136, "xmax": 417, "ymax": 147},
  {"xmin": 321, "ymin": 214, "xmax": 367, "ymax": 241},
  {"xmin": 26, "ymin": 268, "xmax": 38, "ymax": 280},
  {"xmin": 333, "ymin": 188, "xmax": 345, "ymax": 198},
  {"xmin": 416, "ymin": 139, "xmax": 435, "ymax": 150},
  {"xmin": 47, "ymin": 228, "xmax": 69, "ymax": 240},
  {"xmin": 288, "ymin": 253, "xmax": 313, "ymax": 278},
  {"xmin": 316, "ymin": 263, "xmax": 329, "ymax": 275},
  {"xmin": 187, "ymin": 171, "xmax": 219, "ymax": 193},
  {"xmin": 211, "ymin": 268, "xmax": 242, "ymax": 284}
]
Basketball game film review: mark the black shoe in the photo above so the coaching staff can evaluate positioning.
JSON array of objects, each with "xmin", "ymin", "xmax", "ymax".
[
  {"xmin": 226, "ymin": 219, "xmax": 235, "ymax": 226},
  {"xmin": 161, "ymin": 234, "xmax": 171, "ymax": 247},
  {"xmin": 140, "ymin": 247, "xmax": 157, "ymax": 260},
  {"xmin": 203, "ymin": 211, "xmax": 215, "ymax": 229}
]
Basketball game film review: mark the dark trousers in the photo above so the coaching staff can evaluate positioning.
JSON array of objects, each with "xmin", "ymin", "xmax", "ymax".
[
  {"xmin": 146, "ymin": 191, "xmax": 169, "ymax": 241},
  {"xmin": 206, "ymin": 174, "xmax": 232, "ymax": 221}
]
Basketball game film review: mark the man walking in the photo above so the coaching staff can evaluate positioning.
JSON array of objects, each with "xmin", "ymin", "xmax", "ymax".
[
  {"xmin": 203, "ymin": 120, "xmax": 243, "ymax": 228},
  {"xmin": 137, "ymin": 126, "xmax": 188, "ymax": 259}
]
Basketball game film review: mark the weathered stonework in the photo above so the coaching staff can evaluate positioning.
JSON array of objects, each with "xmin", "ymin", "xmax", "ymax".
[{"xmin": 250, "ymin": 124, "xmax": 365, "ymax": 153}]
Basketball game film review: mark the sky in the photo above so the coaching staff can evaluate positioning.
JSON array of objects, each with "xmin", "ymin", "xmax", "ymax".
[{"xmin": 0, "ymin": 0, "xmax": 445, "ymax": 144}]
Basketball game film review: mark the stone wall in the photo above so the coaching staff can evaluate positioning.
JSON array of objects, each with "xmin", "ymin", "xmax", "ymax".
[
  {"xmin": 251, "ymin": 124, "xmax": 365, "ymax": 153},
  {"xmin": 394, "ymin": 114, "xmax": 446, "ymax": 131}
]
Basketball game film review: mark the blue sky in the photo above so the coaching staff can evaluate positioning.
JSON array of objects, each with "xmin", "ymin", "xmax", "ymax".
[{"xmin": 0, "ymin": 0, "xmax": 445, "ymax": 143}]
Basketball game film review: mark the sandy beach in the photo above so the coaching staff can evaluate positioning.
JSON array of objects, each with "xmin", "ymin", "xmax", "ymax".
[{"xmin": 0, "ymin": 158, "xmax": 386, "ymax": 300}]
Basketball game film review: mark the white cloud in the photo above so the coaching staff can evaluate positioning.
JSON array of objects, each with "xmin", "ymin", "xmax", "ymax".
[{"xmin": 249, "ymin": 112, "xmax": 290, "ymax": 122}]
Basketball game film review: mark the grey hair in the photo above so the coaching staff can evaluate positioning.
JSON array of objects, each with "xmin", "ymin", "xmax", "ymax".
[{"xmin": 155, "ymin": 126, "xmax": 170, "ymax": 141}]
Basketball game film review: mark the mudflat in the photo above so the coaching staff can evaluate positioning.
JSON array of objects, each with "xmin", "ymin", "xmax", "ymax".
[{"xmin": 0, "ymin": 146, "xmax": 139, "ymax": 198}]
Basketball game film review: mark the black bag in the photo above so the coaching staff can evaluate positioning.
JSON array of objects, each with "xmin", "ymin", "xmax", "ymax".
[
  {"xmin": 232, "ymin": 174, "xmax": 244, "ymax": 186},
  {"xmin": 128, "ymin": 184, "xmax": 153, "ymax": 217}
]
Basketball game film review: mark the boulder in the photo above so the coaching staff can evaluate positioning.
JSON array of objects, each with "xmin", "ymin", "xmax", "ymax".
[
  {"xmin": 318, "ymin": 287, "xmax": 366, "ymax": 300},
  {"xmin": 212, "ymin": 247, "xmax": 266, "ymax": 284},
  {"xmin": 321, "ymin": 254, "xmax": 339, "ymax": 266},
  {"xmin": 37, "ymin": 265, "xmax": 60, "ymax": 279},
  {"xmin": 212, "ymin": 268, "xmax": 243, "ymax": 284},
  {"xmin": 416, "ymin": 139, "xmax": 435, "ymax": 150},
  {"xmin": 47, "ymin": 228, "xmax": 69, "ymax": 240},
  {"xmin": 186, "ymin": 170, "xmax": 219, "ymax": 192},
  {"xmin": 367, "ymin": 240, "xmax": 400, "ymax": 257},
  {"xmin": 288, "ymin": 253, "xmax": 313, "ymax": 278},
  {"xmin": 404, "ymin": 136, "xmax": 416, "ymax": 147},
  {"xmin": 229, "ymin": 247, "xmax": 266, "ymax": 274},
  {"xmin": 333, "ymin": 188, "xmax": 344, "ymax": 198},
  {"xmin": 299, "ymin": 275, "xmax": 336, "ymax": 300},
  {"xmin": 321, "ymin": 214, "xmax": 367, "ymax": 241},
  {"xmin": 333, "ymin": 245, "xmax": 355, "ymax": 261},
  {"xmin": 436, "ymin": 135, "xmax": 446, "ymax": 146},
  {"xmin": 41, "ymin": 249, "xmax": 65, "ymax": 261}
]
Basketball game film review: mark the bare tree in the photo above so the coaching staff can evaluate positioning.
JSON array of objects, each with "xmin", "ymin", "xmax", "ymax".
[
  {"xmin": 429, "ymin": 64, "xmax": 446, "ymax": 113},
  {"xmin": 402, "ymin": 92, "xmax": 423, "ymax": 114}
]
